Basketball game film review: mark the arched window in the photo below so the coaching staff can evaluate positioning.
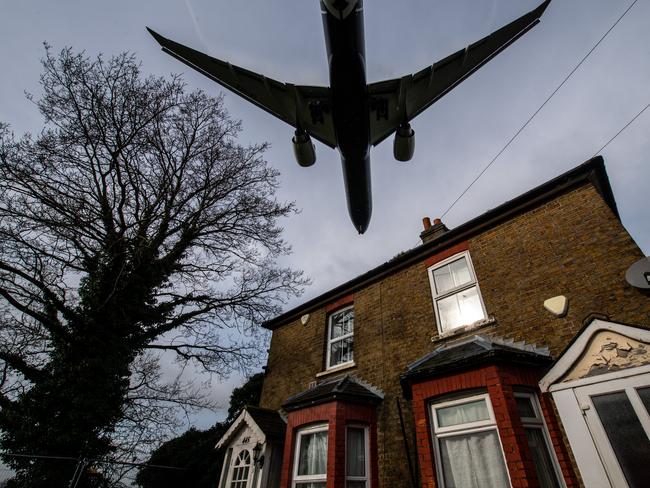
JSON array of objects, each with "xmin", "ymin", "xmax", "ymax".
[{"xmin": 230, "ymin": 449, "xmax": 251, "ymax": 488}]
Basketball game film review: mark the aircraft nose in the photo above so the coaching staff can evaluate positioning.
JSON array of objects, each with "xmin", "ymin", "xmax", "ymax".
[
  {"xmin": 355, "ymin": 218, "xmax": 370, "ymax": 235},
  {"xmin": 349, "ymin": 202, "xmax": 371, "ymax": 234},
  {"xmin": 341, "ymin": 155, "xmax": 372, "ymax": 234}
]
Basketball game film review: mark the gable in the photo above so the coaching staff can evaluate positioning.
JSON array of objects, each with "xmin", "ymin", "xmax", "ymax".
[
  {"xmin": 215, "ymin": 410, "xmax": 267, "ymax": 450},
  {"xmin": 540, "ymin": 319, "xmax": 650, "ymax": 392},
  {"xmin": 562, "ymin": 330, "xmax": 650, "ymax": 382}
]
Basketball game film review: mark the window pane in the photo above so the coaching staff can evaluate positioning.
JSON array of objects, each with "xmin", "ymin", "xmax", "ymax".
[
  {"xmin": 516, "ymin": 396, "xmax": 537, "ymax": 419},
  {"xmin": 437, "ymin": 294, "xmax": 462, "ymax": 332},
  {"xmin": 525, "ymin": 428, "xmax": 561, "ymax": 488},
  {"xmin": 330, "ymin": 336, "xmax": 354, "ymax": 366},
  {"xmin": 637, "ymin": 386, "xmax": 650, "ymax": 415},
  {"xmin": 437, "ymin": 286, "xmax": 484, "ymax": 331},
  {"xmin": 592, "ymin": 391, "xmax": 650, "ymax": 488},
  {"xmin": 330, "ymin": 308, "xmax": 354, "ymax": 339},
  {"xmin": 449, "ymin": 257, "xmax": 471, "ymax": 288},
  {"xmin": 346, "ymin": 427, "xmax": 366, "ymax": 477},
  {"xmin": 440, "ymin": 430, "xmax": 509, "ymax": 488},
  {"xmin": 436, "ymin": 399, "xmax": 489, "ymax": 427},
  {"xmin": 347, "ymin": 482, "xmax": 367, "ymax": 488},
  {"xmin": 296, "ymin": 484, "xmax": 326, "ymax": 488},
  {"xmin": 433, "ymin": 264, "xmax": 454, "ymax": 294},
  {"xmin": 297, "ymin": 431, "xmax": 328, "ymax": 476},
  {"xmin": 456, "ymin": 286, "xmax": 484, "ymax": 324},
  {"xmin": 433, "ymin": 257, "xmax": 472, "ymax": 295}
]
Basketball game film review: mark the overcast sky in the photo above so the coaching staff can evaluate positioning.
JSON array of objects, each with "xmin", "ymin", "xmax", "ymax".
[{"xmin": 1, "ymin": 0, "xmax": 648, "ymax": 450}]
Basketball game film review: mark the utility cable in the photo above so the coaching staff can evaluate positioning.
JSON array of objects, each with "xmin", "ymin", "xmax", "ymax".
[
  {"xmin": 441, "ymin": 0, "xmax": 639, "ymax": 219},
  {"xmin": 592, "ymin": 103, "xmax": 650, "ymax": 156},
  {"xmin": 1, "ymin": 452, "xmax": 186, "ymax": 470}
]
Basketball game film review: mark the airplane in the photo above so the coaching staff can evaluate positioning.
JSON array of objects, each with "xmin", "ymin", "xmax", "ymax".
[{"xmin": 148, "ymin": 0, "xmax": 551, "ymax": 234}]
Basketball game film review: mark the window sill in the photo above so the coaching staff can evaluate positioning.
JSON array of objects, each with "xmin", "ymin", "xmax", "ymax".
[
  {"xmin": 432, "ymin": 316, "xmax": 498, "ymax": 343},
  {"xmin": 316, "ymin": 361, "xmax": 356, "ymax": 378}
]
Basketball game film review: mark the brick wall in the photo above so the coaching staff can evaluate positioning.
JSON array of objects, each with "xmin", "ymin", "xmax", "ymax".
[{"xmin": 261, "ymin": 182, "xmax": 650, "ymax": 487}]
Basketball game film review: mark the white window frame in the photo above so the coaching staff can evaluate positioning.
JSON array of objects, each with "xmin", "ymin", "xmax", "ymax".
[
  {"xmin": 292, "ymin": 424, "xmax": 328, "ymax": 488},
  {"xmin": 427, "ymin": 251, "xmax": 487, "ymax": 334},
  {"xmin": 326, "ymin": 305, "xmax": 354, "ymax": 370},
  {"xmin": 227, "ymin": 448, "xmax": 252, "ymax": 488},
  {"xmin": 346, "ymin": 424, "xmax": 370, "ymax": 488},
  {"xmin": 514, "ymin": 392, "xmax": 565, "ymax": 488},
  {"xmin": 430, "ymin": 393, "xmax": 511, "ymax": 488}
]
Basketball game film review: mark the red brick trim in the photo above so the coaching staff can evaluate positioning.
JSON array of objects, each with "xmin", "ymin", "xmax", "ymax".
[
  {"xmin": 325, "ymin": 294, "xmax": 355, "ymax": 313},
  {"xmin": 410, "ymin": 365, "xmax": 579, "ymax": 488},
  {"xmin": 422, "ymin": 242, "xmax": 469, "ymax": 268},
  {"xmin": 280, "ymin": 401, "xmax": 378, "ymax": 488}
]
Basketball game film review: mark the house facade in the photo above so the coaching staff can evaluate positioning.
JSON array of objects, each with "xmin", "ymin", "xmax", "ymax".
[{"xmin": 217, "ymin": 156, "xmax": 650, "ymax": 488}]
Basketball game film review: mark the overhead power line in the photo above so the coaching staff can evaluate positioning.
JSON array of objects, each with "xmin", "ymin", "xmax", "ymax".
[
  {"xmin": 441, "ymin": 0, "xmax": 639, "ymax": 219},
  {"xmin": 1, "ymin": 452, "xmax": 186, "ymax": 470},
  {"xmin": 592, "ymin": 103, "xmax": 650, "ymax": 156}
]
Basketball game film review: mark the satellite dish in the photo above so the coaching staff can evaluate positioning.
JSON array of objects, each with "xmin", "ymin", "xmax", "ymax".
[{"xmin": 625, "ymin": 257, "xmax": 650, "ymax": 290}]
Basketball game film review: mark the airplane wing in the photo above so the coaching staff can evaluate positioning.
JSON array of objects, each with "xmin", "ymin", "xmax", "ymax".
[
  {"xmin": 147, "ymin": 28, "xmax": 337, "ymax": 148},
  {"xmin": 367, "ymin": 0, "xmax": 551, "ymax": 146}
]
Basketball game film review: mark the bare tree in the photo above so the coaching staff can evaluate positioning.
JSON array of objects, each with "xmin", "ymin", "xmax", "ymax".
[{"xmin": 0, "ymin": 47, "xmax": 305, "ymax": 487}]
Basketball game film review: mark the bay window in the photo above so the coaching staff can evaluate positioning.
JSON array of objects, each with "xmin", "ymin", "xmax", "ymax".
[
  {"xmin": 431, "ymin": 393, "xmax": 510, "ymax": 488},
  {"xmin": 293, "ymin": 425, "xmax": 328, "ymax": 488}
]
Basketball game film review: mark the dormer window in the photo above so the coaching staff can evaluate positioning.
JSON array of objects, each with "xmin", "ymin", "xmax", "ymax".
[
  {"xmin": 326, "ymin": 305, "xmax": 354, "ymax": 369},
  {"xmin": 427, "ymin": 251, "xmax": 486, "ymax": 333}
]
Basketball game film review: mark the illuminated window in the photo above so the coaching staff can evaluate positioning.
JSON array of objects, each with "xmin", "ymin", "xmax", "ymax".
[
  {"xmin": 326, "ymin": 306, "xmax": 354, "ymax": 369},
  {"xmin": 427, "ymin": 251, "xmax": 486, "ymax": 333}
]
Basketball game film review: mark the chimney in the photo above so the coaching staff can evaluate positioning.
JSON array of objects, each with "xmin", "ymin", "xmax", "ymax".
[{"xmin": 420, "ymin": 216, "xmax": 448, "ymax": 243}]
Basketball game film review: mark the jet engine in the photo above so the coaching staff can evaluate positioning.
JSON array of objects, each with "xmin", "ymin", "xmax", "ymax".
[
  {"xmin": 393, "ymin": 124, "xmax": 415, "ymax": 162},
  {"xmin": 292, "ymin": 130, "xmax": 316, "ymax": 167}
]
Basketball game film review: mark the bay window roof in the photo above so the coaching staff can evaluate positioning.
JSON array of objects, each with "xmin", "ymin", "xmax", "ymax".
[
  {"xmin": 401, "ymin": 335, "xmax": 552, "ymax": 397},
  {"xmin": 283, "ymin": 376, "xmax": 384, "ymax": 412}
]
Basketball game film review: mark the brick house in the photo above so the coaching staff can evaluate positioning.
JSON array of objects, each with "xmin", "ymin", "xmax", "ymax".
[{"xmin": 216, "ymin": 156, "xmax": 650, "ymax": 488}]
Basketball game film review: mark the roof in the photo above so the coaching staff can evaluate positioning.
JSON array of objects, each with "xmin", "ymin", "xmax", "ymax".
[
  {"xmin": 282, "ymin": 376, "xmax": 384, "ymax": 412},
  {"xmin": 263, "ymin": 156, "xmax": 618, "ymax": 331},
  {"xmin": 245, "ymin": 405, "xmax": 287, "ymax": 440},
  {"xmin": 400, "ymin": 335, "xmax": 552, "ymax": 397}
]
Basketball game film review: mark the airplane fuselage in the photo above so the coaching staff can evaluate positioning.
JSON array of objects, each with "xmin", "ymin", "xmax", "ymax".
[{"xmin": 321, "ymin": 0, "xmax": 372, "ymax": 233}]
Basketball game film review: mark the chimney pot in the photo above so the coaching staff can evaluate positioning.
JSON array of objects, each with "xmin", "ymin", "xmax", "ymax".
[{"xmin": 420, "ymin": 217, "xmax": 449, "ymax": 244}]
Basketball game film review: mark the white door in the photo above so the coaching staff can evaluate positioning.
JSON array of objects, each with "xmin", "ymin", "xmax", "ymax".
[{"xmin": 574, "ymin": 374, "xmax": 650, "ymax": 488}]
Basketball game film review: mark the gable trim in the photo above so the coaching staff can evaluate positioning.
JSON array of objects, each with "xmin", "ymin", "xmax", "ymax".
[
  {"xmin": 539, "ymin": 318, "xmax": 650, "ymax": 392},
  {"xmin": 215, "ymin": 409, "xmax": 266, "ymax": 450}
]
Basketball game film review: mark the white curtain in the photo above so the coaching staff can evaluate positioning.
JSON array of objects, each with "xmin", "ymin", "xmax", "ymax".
[
  {"xmin": 437, "ymin": 400, "xmax": 489, "ymax": 428},
  {"xmin": 440, "ymin": 430, "xmax": 509, "ymax": 488},
  {"xmin": 346, "ymin": 428, "xmax": 366, "ymax": 477},
  {"xmin": 298, "ymin": 431, "xmax": 328, "ymax": 476}
]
